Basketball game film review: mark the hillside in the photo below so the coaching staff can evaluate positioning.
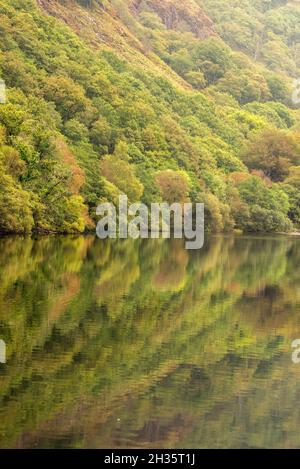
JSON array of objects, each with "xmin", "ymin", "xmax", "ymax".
[
  {"xmin": 201, "ymin": 0, "xmax": 300, "ymax": 76},
  {"xmin": 0, "ymin": 0, "xmax": 300, "ymax": 234}
]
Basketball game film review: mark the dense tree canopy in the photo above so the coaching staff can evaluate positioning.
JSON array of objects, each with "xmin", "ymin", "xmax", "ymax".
[{"xmin": 0, "ymin": 0, "xmax": 299, "ymax": 233}]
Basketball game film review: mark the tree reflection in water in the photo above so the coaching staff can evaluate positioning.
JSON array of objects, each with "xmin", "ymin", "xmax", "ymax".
[{"xmin": 0, "ymin": 235, "xmax": 300, "ymax": 448}]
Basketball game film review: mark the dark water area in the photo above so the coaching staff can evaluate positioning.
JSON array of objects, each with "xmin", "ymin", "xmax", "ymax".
[{"xmin": 0, "ymin": 234, "xmax": 300, "ymax": 448}]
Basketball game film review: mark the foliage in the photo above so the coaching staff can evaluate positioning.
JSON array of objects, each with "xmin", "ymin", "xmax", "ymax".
[{"xmin": 0, "ymin": 0, "xmax": 299, "ymax": 233}]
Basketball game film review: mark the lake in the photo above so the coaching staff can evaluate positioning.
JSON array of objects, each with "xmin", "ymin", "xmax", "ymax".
[{"xmin": 0, "ymin": 234, "xmax": 300, "ymax": 448}]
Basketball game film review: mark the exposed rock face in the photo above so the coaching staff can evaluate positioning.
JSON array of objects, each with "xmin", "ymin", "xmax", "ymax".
[
  {"xmin": 130, "ymin": 0, "xmax": 216, "ymax": 39},
  {"xmin": 38, "ymin": 1, "xmax": 215, "ymax": 41},
  {"xmin": 36, "ymin": 0, "xmax": 215, "ymax": 85}
]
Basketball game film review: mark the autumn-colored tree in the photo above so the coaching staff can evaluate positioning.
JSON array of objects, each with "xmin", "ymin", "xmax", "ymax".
[
  {"xmin": 242, "ymin": 130, "xmax": 300, "ymax": 182},
  {"xmin": 155, "ymin": 169, "xmax": 191, "ymax": 204}
]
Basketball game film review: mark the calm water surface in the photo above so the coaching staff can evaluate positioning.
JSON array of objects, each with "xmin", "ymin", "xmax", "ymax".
[{"xmin": 0, "ymin": 235, "xmax": 300, "ymax": 448}]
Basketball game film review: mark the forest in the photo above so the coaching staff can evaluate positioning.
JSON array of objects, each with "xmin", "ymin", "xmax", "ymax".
[{"xmin": 0, "ymin": 0, "xmax": 300, "ymax": 234}]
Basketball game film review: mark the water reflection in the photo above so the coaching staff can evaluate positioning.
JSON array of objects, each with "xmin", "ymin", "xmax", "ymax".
[{"xmin": 0, "ymin": 235, "xmax": 300, "ymax": 448}]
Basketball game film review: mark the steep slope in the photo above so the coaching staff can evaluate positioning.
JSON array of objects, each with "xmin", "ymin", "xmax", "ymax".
[
  {"xmin": 200, "ymin": 0, "xmax": 300, "ymax": 77},
  {"xmin": 0, "ymin": 0, "xmax": 299, "ymax": 235},
  {"xmin": 36, "ymin": 0, "xmax": 200, "ymax": 85},
  {"xmin": 129, "ymin": 0, "xmax": 216, "ymax": 39}
]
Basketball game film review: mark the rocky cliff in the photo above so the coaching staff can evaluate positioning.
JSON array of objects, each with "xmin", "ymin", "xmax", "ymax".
[{"xmin": 129, "ymin": 0, "xmax": 215, "ymax": 39}]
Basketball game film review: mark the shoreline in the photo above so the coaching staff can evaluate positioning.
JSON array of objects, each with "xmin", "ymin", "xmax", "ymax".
[{"xmin": 0, "ymin": 230, "xmax": 300, "ymax": 238}]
